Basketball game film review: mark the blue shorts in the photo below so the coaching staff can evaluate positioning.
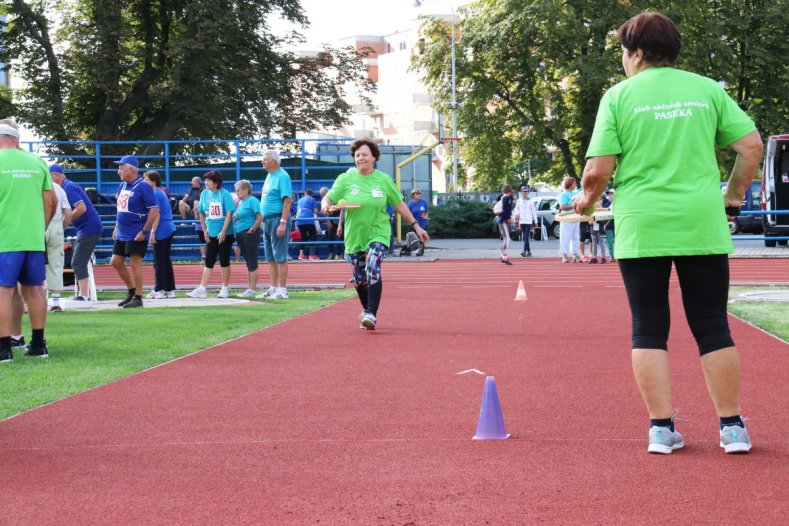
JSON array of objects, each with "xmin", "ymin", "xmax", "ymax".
[
  {"xmin": 0, "ymin": 251, "xmax": 46, "ymax": 287},
  {"xmin": 262, "ymin": 215, "xmax": 289, "ymax": 263}
]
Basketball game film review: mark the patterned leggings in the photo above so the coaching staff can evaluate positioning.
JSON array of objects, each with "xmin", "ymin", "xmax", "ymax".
[{"xmin": 348, "ymin": 242, "xmax": 387, "ymax": 315}]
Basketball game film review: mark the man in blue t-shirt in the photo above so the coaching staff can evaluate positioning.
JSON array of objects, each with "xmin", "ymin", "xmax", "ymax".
[
  {"xmin": 257, "ymin": 149, "xmax": 292, "ymax": 299},
  {"xmin": 49, "ymin": 164, "xmax": 104, "ymax": 303},
  {"xmin": 110, "ymin": 155, "xmax": 159, "ymax": 308},
  {"xmin": 407, "ymin": 189, "xmax": 429, "ymax": 256}
]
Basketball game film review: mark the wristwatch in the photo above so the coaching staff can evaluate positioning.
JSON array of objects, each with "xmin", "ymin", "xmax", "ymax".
[
  {"xmin": 410, "ymin": 220, "xmax": 418, "ymax": 228},
  {"xmin": 279, "ymin": 218, "xmax": 287, "ymax": 224}
]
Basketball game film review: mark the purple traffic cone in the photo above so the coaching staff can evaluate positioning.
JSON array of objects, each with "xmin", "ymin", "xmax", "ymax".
[{"xmin": 473, "ymin": 376, "xmax": 510, "ymax": 440}]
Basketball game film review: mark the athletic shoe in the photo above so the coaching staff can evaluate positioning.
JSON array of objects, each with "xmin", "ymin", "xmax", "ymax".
[
  {"xmin": 256, "ymin": 287, "xmax": 276, "ymax": 299},
  {"xmin": 10, "ymin": 336, "xmax": 25, "ymax": 349},
  {"xmin": 49, "ymin": 305, "xmax": 62, "ymax": 313},
  {"xmin": 72, "ymin": 295, "xmax": 88, "ymax": 302},
  {"xmin": 165, "ymin": 290, "xmax": 177, "ymax": 299},
  {"xmin": 145, "ymin": 290, "xmax": 156, "ymax": 299},
  {"xmin": 0, "ymin": 348, "xmax": 12, "ymax": 363},
  {"xmin": 500, "ymin": 257, "xmax": 512, "ymax": 266},
  {"xmin": 360, "ymin": 311, "xmax": 377, "ymax": 330},
  {"xmin": 187, "ymin": 287, "xmax": 208, "ymax": 299},
  {"xmin": 217, "ymin": 286, "xmax": 229, "ymax": 299},
  {"xmin": 237, "ymin": 289, "xmax": 256, "ymax": 298},
  {"xmin": 647, "ymin": 426, "xmax": 685, "ymax": 454},
  {"xmin": 271, "ymin": 290, "xmax": 288, "ymax": 299},
  {"xmin": 24, "ymin": 341, "xmax": 48, "ymax": 358},
  {"xmin": 561, "ymin": 255, "xmax": 569, "ymax": 263},
  {"xmin": 123, "ymin": 297, "xmax": 143, "ymax": 309},
  {"xmin": 589, "ymin": 257, "xmax": 598, "ymax": 264},
  {"xmin": 118, "ymin": 291, "xmax": 135, "ymax": 307},
  {"xmin": 520, "ymin": 251, "xmax": 527, "ymax": 257},
  {"xmin": 309, "ymin": 255, "xmax": 320, "ymax": 260},
  {"xmin": 720, "ymin": 425, "xmax": 752, "ymax": 453},
  {"xmin": 601, "ymin": 257, "xmax": 607, "ymax": 264},
  {"xmin": 298, "ymin": 254, "xmax": 307, "ymax": 260},
  {"xmin": 573, "ymin": 255, "xmax": 581, "ymax": 263}
]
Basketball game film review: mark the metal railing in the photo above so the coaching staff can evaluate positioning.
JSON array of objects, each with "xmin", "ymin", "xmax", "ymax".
[{"xmin": 731, "ymin": 210, "xmax": 789, "ymax": 241}]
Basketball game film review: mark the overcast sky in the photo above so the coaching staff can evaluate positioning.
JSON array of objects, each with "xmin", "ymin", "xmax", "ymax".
[{"xmin": 293, "ymin": 0, "xmax": 469, "ymax": 48}]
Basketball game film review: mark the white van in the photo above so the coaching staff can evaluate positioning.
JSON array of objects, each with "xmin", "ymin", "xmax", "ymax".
[{"xmin": 761, "ymin": 134, "xmax": 789, "ymax": 247}]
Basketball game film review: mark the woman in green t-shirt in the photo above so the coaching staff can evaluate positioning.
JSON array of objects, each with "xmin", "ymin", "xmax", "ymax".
[
  {"xmin": 322, "ymin": 139, "xmax": 429, "ymax": 330},
  {"xmin": 573, "ymin": 12, "xmax": 763, "ymax": 455}
]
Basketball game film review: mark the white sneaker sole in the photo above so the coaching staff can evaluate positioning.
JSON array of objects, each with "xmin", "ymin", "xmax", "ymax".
[
  {"xmin": 187, "ymin": 292, "xmax": 207, "ymax": 299},
  {"xmin": 648, "ymin": 442, "xmax": 684, "ymax": 454},
  {"xmin": 720, "ymin": 442, "xmax": 752, "ymax": 453}
]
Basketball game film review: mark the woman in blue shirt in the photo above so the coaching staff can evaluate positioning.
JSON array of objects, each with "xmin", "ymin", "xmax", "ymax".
[
  {"xmin": 143, "ymin": 171, "xmax": 177, "ymax": 298},
  {"xmin": 295, "ymin": 189, "xmax": 320, "ymax": 260},
  {"xmin": 233, "ymin": 179, "xmax": 263, "ymax": 297},
  {"xmin": 187, "ymin": 170, "xmax": 236, "ymax": 299}
]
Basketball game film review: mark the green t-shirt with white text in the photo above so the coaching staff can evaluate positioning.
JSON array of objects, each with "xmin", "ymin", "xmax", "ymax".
[
  {"xmin": 586, "ymin": 68, "xmax": 755, "ymax": 259},
  {"xmin": 327, "ymin": 169, "xmax": 403, "ymax": 253},
  {"xmin": 0, "ymin": 149, "xmax": 52, "ymax": 252}
]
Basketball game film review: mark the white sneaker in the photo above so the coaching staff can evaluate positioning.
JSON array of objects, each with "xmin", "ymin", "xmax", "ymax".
[
  {"xmin": 360, "ymin": 311, "xmax": 377, "ymax": 330},
  {"xmin": 145, "ymin": 290, "xmax": 156, "ymax": 299},
  {"xmin": 217, "ymin": 286, "xmax": 230, "ymax": 299},
  {"xmin": 165, "ymin": 290, "xmax": 177, "ymax": 299},
  {"xmin": 153, "ymin": 290, "xmax": 167, "ymax": 299},
  {"xmin": 237, "ymin": 289, "xmax": 256, "ymax": 298},
  {"xmin": 271, "ymin": 289, "xmax": 288, "ymax": 299},
  {"xmin": 187, "ymin": 287, "xmax": 207, "ymax": 299},
  {"xmin": 255, "ymin": 287, "xmax": 275, "ymax": 299}
]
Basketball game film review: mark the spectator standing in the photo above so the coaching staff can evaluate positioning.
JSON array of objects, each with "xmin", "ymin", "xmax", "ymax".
[
  {"xmin": 321, "ymin": 138, "xmax": 428, "ymax": 330},
  {"xmin": 143, "ymin": 171, "xmax": 177, "ymax": 298},
  {"xmin": 111, "ymin": 155, "xmax": 159, "ymax": 309},
  {"xmin": 45, "ymin": 180, "xmax": 72, "ymax": 311},
  {"xmin": 558, "ymin": 177, "xmax": 581, "ymax": 263},
  {"xmin": 573, "ymin": 12, "xmax": 762, "ymax": 453},
  {"xmin": 513, "ymin": 186, "xmax": 537, "ymax": 257},
  {"xmin": 495, "ymin": 184, "xmax": 514, "ymax": 265},
  {"xmin": 0, "ymin": 119, "xmax": 54, "ymax": 361},
  {"xmin": 49, "ymin": 164, "xmax": 103, "ymax": 303},
  {"xmin": 407, "ymin": 189, "xmax": 429, "ymax": 256},
  {"xmin": 233, "ymin": 179, "xmax": 263, "ymax": 298},
  {"xmin": 178, "ymin": 177, "xmax": 202, "ymax": 219},
  {"xmin": 256, "ymin": 150, "xmax": 293, "ymax": 299},
  {"xmin": 296, "ymin": 189, "xmax": 320, "ymax": 260},
  {"xmin": 602, "ymin": 189, "xmax": 616, "ymax": 260},
  {"xmin": 187, "ymin": 170, "xmax": 236, "ymax": 299},
  {"xmin": 326, "ymin": 206, "xmax": 344, "ymax": 260}
]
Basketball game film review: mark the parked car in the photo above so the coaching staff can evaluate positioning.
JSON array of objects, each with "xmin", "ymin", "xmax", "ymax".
[
  {"xmin": 761, "ymin": 134, "xmax": 789, "ymax": 247},
  {"xmin": 721, "ymin": 181, "xmax": 763, "ymax": 235},
  {"xmin": 531, "ymin": 196, "xmax": 561, "ymax": 239}
]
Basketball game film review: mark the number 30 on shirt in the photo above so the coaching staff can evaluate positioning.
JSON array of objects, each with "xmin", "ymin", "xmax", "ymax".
[{"xmin": 208, "ymin": 201, "xmax": 223, "ymax": 220}]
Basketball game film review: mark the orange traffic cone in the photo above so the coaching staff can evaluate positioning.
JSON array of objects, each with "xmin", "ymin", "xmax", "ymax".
[{"xmin": 514, "ymin": 280, "xmax": 528, "ymax": 302}]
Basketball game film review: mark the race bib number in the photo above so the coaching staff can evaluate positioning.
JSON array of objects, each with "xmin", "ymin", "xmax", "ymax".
[
  {"xmin": 207, "ymin": 200, "xmax": 223, "ymax": 220},
  {"xmin": 371, "ymin": 189, "xmax": 384, "ymax": 198},
  {"xmin": 117, "ymin": 190, "xmax": 131, "ymax": 212}
]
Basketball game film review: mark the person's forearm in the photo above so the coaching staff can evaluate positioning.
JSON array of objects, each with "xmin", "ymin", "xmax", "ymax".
[
  {"xmin": 725, "ymin": 152, "xmax": 761, "ymax": 202},
  {"xmin": 142, "ymin": 209, "xmax": 160, "ymax": 232}
]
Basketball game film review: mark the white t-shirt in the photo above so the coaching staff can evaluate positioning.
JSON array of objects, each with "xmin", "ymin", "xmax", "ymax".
[{"xmin": 52, "ymin": 182, "xmax": 71, "ymax": 222}]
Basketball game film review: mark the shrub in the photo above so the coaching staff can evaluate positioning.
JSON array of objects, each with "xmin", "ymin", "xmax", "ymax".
[{"xmin": 428, "ymin": 199, "xmax": 497, "ymax": 238}]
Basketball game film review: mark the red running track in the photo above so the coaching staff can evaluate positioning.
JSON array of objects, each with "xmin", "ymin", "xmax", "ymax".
[{"xmin": 1, "ymin": 258, "xmax": 788, "ymax": 524}]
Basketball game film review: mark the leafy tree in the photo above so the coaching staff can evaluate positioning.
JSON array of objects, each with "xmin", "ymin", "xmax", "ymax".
[
  {"xmin": 428, "ymin": 199, "xmax": 498, "ymax": 238},
  {"xmin": 414, "ymin": 0, "xmax": 789, "ymax": 189},
  {"xmin": 0, "ymin": 0, "xmax": 375, "ymax": 160}
]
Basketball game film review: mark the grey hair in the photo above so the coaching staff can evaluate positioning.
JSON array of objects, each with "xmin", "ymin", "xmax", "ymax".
[
  {"xmin": 262, "ymin": 149, "xmax": 281, "ymax": 166},
  {"xmin": 191, "ymin": 176, "xmax": 201, "ymax": 184},
  {"xmin": 234, "ymin": 179, "xmax": 253, "ymax": 193},
  {"xmin": 0, "ymin": 118, "xmax": 20, "ymax": 139}
]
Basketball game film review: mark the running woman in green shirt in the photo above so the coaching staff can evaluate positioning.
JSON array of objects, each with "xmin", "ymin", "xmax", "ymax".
[
  {"xmin": 322, "ymin": 139, "xmax": 429, "ymax": 330},
  {"xmin": 573, "ymin": 12, "xmax": 763, "ymax": 455}
]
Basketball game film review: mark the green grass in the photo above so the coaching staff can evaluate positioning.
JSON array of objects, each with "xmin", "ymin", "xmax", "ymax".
[
  {"xmin": 728, "ymin": 286, "xmax": 789, "ymax": 342},
  {"xmin": 0, "ymin": 289, "xmax": 354, "ymax": 420}
]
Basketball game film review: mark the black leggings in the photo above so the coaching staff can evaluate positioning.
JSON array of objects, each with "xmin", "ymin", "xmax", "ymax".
[
  {"xmin": 618, "ymin": 255, "xmax": 734, "ymax": 355},
  {"xmin": 205, "ymin": 234, "xmax": 235, "ymax": 268}
]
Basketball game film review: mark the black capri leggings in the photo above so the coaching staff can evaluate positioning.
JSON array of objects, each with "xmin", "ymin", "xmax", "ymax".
[
  {"xmin": 205, "ymin": 234, "xmax": 235, "ymax": 269},
  {"xmin": 618, "ymin": 254, "xmax": 734, "ymax": 355}
]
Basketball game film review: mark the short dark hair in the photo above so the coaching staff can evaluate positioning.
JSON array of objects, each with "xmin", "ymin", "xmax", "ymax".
[
  {"xmin": 618, "ymin": 12, "xmax": 681, "ymax": 67},
  {"xmin": 203, "ymin": 170, "xmax": 223, "ymax": 188},
  {"xmin": 304, "ymin": 188, "xmax": 314, "ymax": 196},
  {"xmin": 143, "ymin": 170, "xmax": 162, "ymax": 188},
  {"xmin": 350, "ymin": 138, "xmax": 381, "ymax": 161}
]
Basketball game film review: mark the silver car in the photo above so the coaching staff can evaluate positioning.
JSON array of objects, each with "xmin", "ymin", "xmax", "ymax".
[{"xmin": 531, "ymin": 196, "xmax": 561, "ymax": 239}]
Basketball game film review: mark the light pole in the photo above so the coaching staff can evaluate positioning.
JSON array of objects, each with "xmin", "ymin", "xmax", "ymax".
[{"xmin": 413, "ymin": 0, "xmax": 458, "ymax": 192}]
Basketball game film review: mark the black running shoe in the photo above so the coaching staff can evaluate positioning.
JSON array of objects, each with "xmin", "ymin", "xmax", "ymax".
[
  {"xmin": 10, "ymin": 336, "xmax": 25, "ymax": 349},
  {"xmin": 0, "ymin": 348, "xmax": 13, "ymax": 363},
  {"xmin": 24, "ymin": 341, "xmax": 48, "ymax": 358},
  {"xmin": 118, "ymin": 292, "xmax": 135, "ymax": 307},
  {"xmin": 123, "ymin": 296, "xmax": 143, "ymax": 309}
]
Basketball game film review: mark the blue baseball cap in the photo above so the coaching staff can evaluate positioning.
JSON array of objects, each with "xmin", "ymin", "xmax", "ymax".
[
  {"xmin": 112, "ymin": 155, "xmax": 139, "ymax": 168},
  {"xmin": 49, "ymin": 163, "xmax": 65, "ymax": 174}
]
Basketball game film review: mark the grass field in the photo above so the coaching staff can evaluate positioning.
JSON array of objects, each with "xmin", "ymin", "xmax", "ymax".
[
  {"xmin": 0, "ymin": 289, "xmax": 354, "ymax": 420},
  {"xmin": 728, "ymin": 286, "xmax": 789, "ymax": 342}
]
